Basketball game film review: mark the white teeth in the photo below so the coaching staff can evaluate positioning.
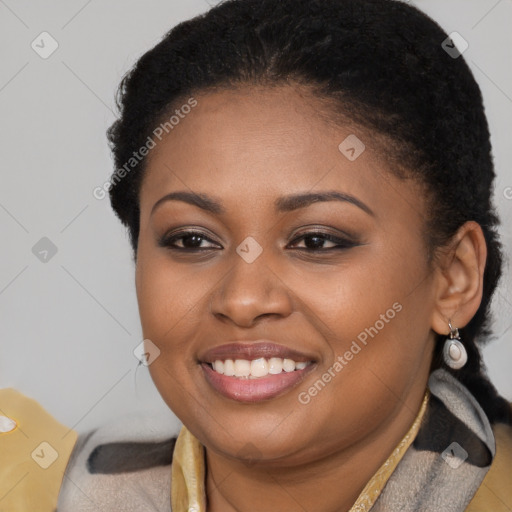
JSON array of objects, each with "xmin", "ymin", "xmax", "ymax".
[
  {"xmin": 234, "ymin": 359, "xmax": 251, "ymax": 377},
  {"xmin": 224, "ymin": 359, "xmax": 235, "ymax": 376},
  {"xmin": 283, "ymin": 359, "xmax": 295, "ymax": 372},
  {"xmin": 210, "ymin": 357, "xmax": 310, "ymax": 378},
  {"xmin": 268, "ymin": 357, "xmax": 283, "ymax": 374},
  {"xmin": 213, "ymin": 360, "xmax": 224, "ymax": 374},
  {"xmin": 250, "ymin": 358, "xmax": 269, "ymax": 377}
]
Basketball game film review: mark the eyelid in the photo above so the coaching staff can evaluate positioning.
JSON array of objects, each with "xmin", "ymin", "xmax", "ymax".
[
  {"xmin": 286, "ymin": 223, "xmax": 361, "ymax": 248},
  {"xmin": 289, "ymin": 225, "xmax": 357, "ymax": 241}
]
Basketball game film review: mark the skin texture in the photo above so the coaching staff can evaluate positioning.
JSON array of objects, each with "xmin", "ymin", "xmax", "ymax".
[{"xmin": 135, "ymin": 85, "xmax": 487, "ymax": 512}]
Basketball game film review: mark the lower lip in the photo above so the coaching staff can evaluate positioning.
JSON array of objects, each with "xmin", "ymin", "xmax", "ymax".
[{"xmin": 201, "ymin": 363, "xmax": 316, "ymax": 402}]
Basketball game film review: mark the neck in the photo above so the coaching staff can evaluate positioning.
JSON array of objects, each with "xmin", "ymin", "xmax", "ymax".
[{"xmin": 205, "ymin": 387, "xmax": 427, "ymax": 512}]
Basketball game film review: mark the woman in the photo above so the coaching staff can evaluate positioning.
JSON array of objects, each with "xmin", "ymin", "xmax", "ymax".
[{"xmin": 1, "ymin": 0, "xmax": 511, "ymax": 510}]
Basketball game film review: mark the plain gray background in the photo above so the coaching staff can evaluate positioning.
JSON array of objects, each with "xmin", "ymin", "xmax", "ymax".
[{"xmin": 1, "ymin": 0, "xmax": 511, "ymax": 434}]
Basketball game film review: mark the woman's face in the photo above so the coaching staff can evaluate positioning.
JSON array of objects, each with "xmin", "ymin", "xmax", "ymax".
[{"xmin": 135, "ymin": 85, "xmax": 437, "ymax": 465}]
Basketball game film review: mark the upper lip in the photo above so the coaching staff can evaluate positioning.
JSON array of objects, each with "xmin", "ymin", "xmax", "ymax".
[{"xmin": 199, "ymin": 341, "xmax": 316, "ymax": 364}]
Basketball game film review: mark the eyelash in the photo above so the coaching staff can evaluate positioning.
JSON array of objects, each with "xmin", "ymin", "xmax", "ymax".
[{"xmin": 158, "ymin": 229, "xmax": 359, "ymax": 253}]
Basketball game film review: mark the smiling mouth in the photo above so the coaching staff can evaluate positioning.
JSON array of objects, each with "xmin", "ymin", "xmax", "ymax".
[
  {"xmin": 206, "ymin": 357, "xmax": 312, "ymax": 378},
  {"xmin": 198, "ymin": 341, "xmax": 317, "ymax": 402}
]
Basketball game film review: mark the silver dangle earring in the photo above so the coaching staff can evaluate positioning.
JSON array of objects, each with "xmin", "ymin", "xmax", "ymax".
[{"xmin": 443, "ymin": 321, "xmax": 467, "ymax": 369}]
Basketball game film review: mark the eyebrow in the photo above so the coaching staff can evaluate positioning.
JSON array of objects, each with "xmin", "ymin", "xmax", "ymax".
[{"xmin": 151, "ymin": 190, "xmax": 375, "ymax": 217}]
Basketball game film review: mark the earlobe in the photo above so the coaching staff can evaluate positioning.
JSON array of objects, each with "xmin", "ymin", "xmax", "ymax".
[{"xmin": 431, "ymin": 221, "xmax": 487, "ymax": 335}]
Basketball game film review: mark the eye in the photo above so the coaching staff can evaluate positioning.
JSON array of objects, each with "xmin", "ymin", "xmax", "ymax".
[
  {"xmin": 287, "ymin": 231, "xmax": 358, "ymax": 251},
  {"xmin": 158, "ymin": 228, "xmax": 359, "ymax": 253},
  {"xmin": 158, "ymin": 230, "xmax": 221, "ymax": 251}
]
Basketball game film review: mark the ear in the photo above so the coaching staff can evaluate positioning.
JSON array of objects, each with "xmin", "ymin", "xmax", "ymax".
[{"xmin": 431, "ymin": 221, "xmax": 487, "ymax": 336}]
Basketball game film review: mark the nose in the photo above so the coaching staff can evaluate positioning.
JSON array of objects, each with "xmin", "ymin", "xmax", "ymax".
[{"xmin": 209, "ymin": 251, "xmax": 294, "ymax": 328}]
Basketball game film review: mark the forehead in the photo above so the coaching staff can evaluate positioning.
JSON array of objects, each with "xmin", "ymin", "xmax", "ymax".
[
  {"xmin": 145, "ymin": 87, "xmax": 364, "ymax": 187},
  {"xmin": 143, "ymin": 85, "xmax": 342, "ymax": 184},
  {"xmin": 139, "ymin": 85, "xmax": 422, "ymax": 223}
]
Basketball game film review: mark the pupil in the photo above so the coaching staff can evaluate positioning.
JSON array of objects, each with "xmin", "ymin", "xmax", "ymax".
[
  {"xmin": 184, "ymin": 234, "xmax": 202, "ymax": 248},
  {"xmin": 305, "ymin": 235, "xmax": 324, "ymax": 249}
]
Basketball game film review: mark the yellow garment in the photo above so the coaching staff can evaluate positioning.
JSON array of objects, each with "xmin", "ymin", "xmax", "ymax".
[
  {"xmin": 171, "ymin": 425, "xmax": 206, "ymax": 512},
  {"xmin": 171, "ymin": 391, "xmax": 431, "ymax": 512},
  {"xmin": 0, "ymin": 388, "xmax": 78, "ymax": 511}
]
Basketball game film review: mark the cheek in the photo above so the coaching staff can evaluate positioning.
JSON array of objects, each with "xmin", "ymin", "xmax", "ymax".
[
  {"xmin": 136, "ymin": 245, "xmax": 208, "ymax": 339},
  {"xmin": 135, "ymin": 250, "xmax": 205, "ymax": 418},
  {"xmin": 134, "ymin": 239, "xmax": 235, "ymax": 393},
  {"xmin": 293, "ymin": 235, "xmax": 434, "ymax": 395},
  {"xmin": 297, "ymin": 239, "xmax": 430, "ymax": 346}
]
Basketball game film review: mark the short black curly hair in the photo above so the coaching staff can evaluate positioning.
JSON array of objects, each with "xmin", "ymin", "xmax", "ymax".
[{"xmin": 106, "ymin": 0, "xmax": 510, "ymax": 423}]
